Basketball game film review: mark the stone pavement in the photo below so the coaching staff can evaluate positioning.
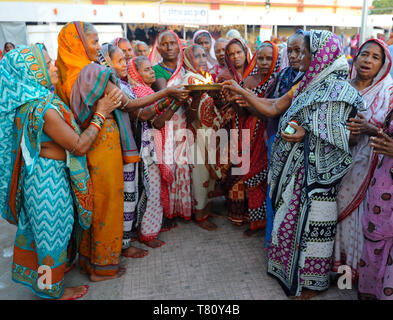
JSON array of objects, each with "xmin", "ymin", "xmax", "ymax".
[{"xmin": 0, "ymin": 198, "xmax": 357, "ymax": 300}]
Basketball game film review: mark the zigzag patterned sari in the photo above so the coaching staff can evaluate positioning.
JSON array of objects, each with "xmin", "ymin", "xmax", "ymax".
[{"xmin": 0, "ymin": 45, "xmax": 92, "ymax": 298}]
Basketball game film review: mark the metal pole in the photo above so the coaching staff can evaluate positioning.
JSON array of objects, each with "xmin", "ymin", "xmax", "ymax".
[
  {"xmin": 360, "ymin": 0, "xmax": 369, "ymax": 45},
  {"xmin": 245, "ymin": 24, "xmax": 247, "ymax": 41}
]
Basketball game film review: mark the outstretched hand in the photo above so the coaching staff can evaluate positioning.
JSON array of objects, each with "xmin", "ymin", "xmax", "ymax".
[
  {"xmin": 166, "ymin": 85, "xmax": 191, "ymax": 101},
  {"xmin": 221, "ymin": 80, "xmax": 242, "ymax": 93}
]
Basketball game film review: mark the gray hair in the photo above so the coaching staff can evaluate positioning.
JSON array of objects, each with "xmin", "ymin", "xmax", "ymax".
[
  {"xmin": 225, "ymin": 29, "xmax": 242, "ymax": 41},
  {"xmin": 157, "ymin": 30, "xmax": 176, "ymax": 45},
  {"xmin": 133, "ymin": 55, "xmax": 150, "ymax": 72},
  {"xmin": 214, "ymin": 38, "xmax": 227, "ymax": 50},
  {"xmin": 83, "ymin": 22, "xmax": 97, "ymax": 35},
  {"xmin": 256, "ymin": 42, "xmax": 273, "ymax": 54},
  {"xmin": 134, "ymin": 41, "xmax": 149, "ymax": 55}
]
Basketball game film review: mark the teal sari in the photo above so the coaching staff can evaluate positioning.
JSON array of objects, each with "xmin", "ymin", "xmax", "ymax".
[{"xmin": 0, "ymin": 45, "xmax": 93, "ymax": 298}]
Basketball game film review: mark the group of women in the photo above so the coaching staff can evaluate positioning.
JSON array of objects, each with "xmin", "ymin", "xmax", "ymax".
[{"xmin": 1, "ymin": 21, "xmax": 393, "ymax": 301}]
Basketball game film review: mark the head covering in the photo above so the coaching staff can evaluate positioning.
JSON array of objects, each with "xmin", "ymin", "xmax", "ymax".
[
  {"xmin": 242, "ymin": 41, "xmax": 281, "ymax": 97},
  {"xmin": 128, "ymin": 57, "xmax": 154, "ymax": 95},
  {"xmin": 226, "ymin": 29, "xmax": 242, "ymax": 41},
  {"xmin": 218, "ymin": 38, "xmax": 251, "ymax": 83},
  {"xmin": 55, "ymin": 21, "xmax": 94, "ymax": 106},
  {"xmin": 350, "ymin": 38, "xmax": 393, "ymax": 123},
  {"xmin": 292, "ymin": 30, "xmax": 348, "ymax": 100},
  {"xmin": 96, "ymin": 44, "xmax": 140, "ymax": 163},
  {"xmin": 0, "ymin": 44, "xmax": 93, "ymax": 229},
  {"xmin": 338, "ymin": 38, "xmax": 393, "ymax": 221},
  {"xmin": 270, "ymin": 30, "xmax": 364, "ymax": 203},
  {"xmin": 193, "ymin": 30, "xmax": 217, "ymax": 69},
  {"xmin": 182, "ymin": 44, "xmax": 212, "ymax": 86},
  {"xmin": 149, "ymin": 30, "xmax": 184, "ymax": 86}
]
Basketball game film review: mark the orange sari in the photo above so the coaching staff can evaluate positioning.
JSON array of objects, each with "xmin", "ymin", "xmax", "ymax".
[
  {"xmin": 78, "ymin": 119, "xmax": 124, "ymax": 276},
  {"xmin": 55, "ymin": 21, "xmax": 93, "ymax": 107}
]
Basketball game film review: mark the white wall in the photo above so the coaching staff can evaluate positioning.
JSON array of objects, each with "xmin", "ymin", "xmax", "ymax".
[{"xmin": 26, "ymin": 24, "xmax": 123, "ymax": 60}]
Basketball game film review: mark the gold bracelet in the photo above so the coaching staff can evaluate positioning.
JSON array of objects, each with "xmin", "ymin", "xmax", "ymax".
[{"xmin": 70, "ymin": 136, "xmax": 80, "ymax": 154}]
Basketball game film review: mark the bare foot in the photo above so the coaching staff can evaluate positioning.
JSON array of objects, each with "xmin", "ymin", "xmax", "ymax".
[
  {"xmin": 89, "ymin": 266, "xmax": 127, "ymax": 282},
  {"xmin": 58, "ymin": 285, "xmax": 89, "ymax": 300},
  {"xmin": 196, "ymin": 219, "xmax": 218, "ymax": 231},
  {"xmin": 295, "ymin": 289, "xmax": 320, "ymax": 300},
  {"xmin": 243, "ymin": 228, "xmax": 259, "ymax": 237},
  {"xmin": 121, "ymin": 246, "xmax": 149, "ymax": 258},
  {"xmin": 142, "ymin": 239, "xmax": 166, "ymax": 248}
]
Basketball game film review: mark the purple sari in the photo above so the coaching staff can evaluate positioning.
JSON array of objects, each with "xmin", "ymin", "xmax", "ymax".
[{"xmin": 358, "ymin": 109, "xmax": 393, "ymax": 300}]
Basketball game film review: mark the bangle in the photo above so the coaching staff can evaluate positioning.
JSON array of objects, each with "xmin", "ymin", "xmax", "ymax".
[
  {"xmin": 94, "ymin": 112, "xmax": 106, "ymax": 122},
  {"xmin": 170, "ymin": 101, "xmax": 180, "ymax": 112},
  {"xmin": 137, "ymin": 108, "xmax": 143, "ymax": 120},
  {"xmin": 70, "ymin": 136, "xmax": 80, "ymax": 154},
  {"xmin": 155, "ymin": 104, "xmax": 163, "ymax": 115},
  {"xmin": 121, "ymin": 98, "xmax": 130, "ymax": 111},
  {"xmin": 90, "ymin": 121, "xmax": 102, "ymax": 131},
  {"xmin": 272, "ymin": 101, "xmax": 280, "ymax": 114},
  {"xmin": 90, "ymin": 114, "xmax": 105, "ymax": 130}
]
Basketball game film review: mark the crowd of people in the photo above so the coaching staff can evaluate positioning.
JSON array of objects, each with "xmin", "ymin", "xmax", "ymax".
[{"xmin": 1, "ymin": 21, "xmax": 393, "ymax": 301}]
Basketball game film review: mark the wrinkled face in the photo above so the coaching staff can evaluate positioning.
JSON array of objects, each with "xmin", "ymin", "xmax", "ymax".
[
  {"xmin": 215, "ymin": 41, "xmax": 226, "ymax": 66},
  {"xmin": 287, "ymin": 36, "xmax": 303, "ymax": 71},
  {"xmin": 193, "ymin": 46, "xmax": 208, "ymax": 72},
  {"xmin": 85, "ymin": 31, "xmax": 101, "ymax": 61},
  {"xmin": 43, "ymin": 49, "xmax": 58, "ymax": 85},
  {"xmin": 137, "ymin": 59, "xmax": 156, "ymax": 86},
  {"xmin": 136, "ymin": 44, "xmax": 149, "ymax": 57},
  {"xmin": 158, "ymin": 33, "xmax": 179, "ymax": 62},
  {"xmin": 256, "ymin": 46, "xmax": 273, "ymax": 77},
  {"xmin": 227, "ymin": 42, "xmax": 246, "ymax": 69},
  {"xmin": 195, "ymin": 35, "xmax": 211, "ymax": 54},
  {"xmin": 111, "ymin": 47, "xmax": 127, "ymax": 78},
  {"xmin": 355, "ymin": 42, "xmax": 384, "ymax": 81},
  {"xmin": 299, "ymin": 39, "xmax": 311, "ymax": 73},
  {"xmin": 5, "ymin": 43, "xmax": 15, "ymax": 53},
  {"xmin": 118, "ymin": 40, "xmax": 134, "ymax": 63}
]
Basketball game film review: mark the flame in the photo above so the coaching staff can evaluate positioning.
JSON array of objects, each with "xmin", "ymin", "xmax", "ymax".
[
  {"xmin": 192, "ymin": 71, "xmax": 214, "ymax": 85},
  {"xmin": 204, "ymin": 72, "xmax": 213, "ymax": 84},
  {"xmin": 193, "ymin": 78, "xmax": 206, "ymax": 85}
]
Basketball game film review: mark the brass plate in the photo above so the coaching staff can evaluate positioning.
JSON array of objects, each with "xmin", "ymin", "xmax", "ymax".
[{"xmin": 184, "ymin": 84, "xmax": 222, "ymax": 91}]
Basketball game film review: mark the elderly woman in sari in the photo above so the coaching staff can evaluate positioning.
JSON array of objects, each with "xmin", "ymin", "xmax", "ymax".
[
  {"xmin": 209, "ymin": 38, "xmax": 227, "ymax": 83},
  {"xmin": 127, "ymin": 55, "xmax": 187, "ymax": 247},
  {"xmin": 357, "ymin": 108, "xmax": 393, "ymax": 300},
  {"xmin": 335, "ymin": 39, "xmax": 393, "ymax": 281},
  {"xmin": 193, "ymin": 30, "xmax": 217, "ymax": 70},
  {"xmin": 0, "ymin": 44, "xmax": 120, "ymax": 299},
  {"xmin": 181, "ymin": 44, "xmax": 233, "ymax": 231},
  {"xmin": 134, "ymin": 41, "xmax": 149, "ymax": 57},
  {"xmin": 55, "ymin": 22, "xmax": 188, "ymax": 281},
  {"xmin": 264, "ymin": 31, "xmax": 304, "ymax": 248},
  {"xmin": 149, "ymin": 30, "xmax": 193, "ymax": 230},
  {"xmin": 112, "ymin": 37, "xmax": 134, "ymax": 64},
  {"xmin": 219, "ymin": 40, "xmax": 278, "ymax": 237},
  {"xmin": 223, "ymin": 30, "xmax": 363, "ymax": 298}
]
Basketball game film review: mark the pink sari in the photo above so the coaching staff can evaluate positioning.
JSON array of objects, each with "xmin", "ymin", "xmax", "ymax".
[
  {"xmin": 149, "ymin": 31, "xmax": 192, "ymax": 221},
  {"xmin": 334, "ymin": 39, "xmax": 393, "ymax": 279}
]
